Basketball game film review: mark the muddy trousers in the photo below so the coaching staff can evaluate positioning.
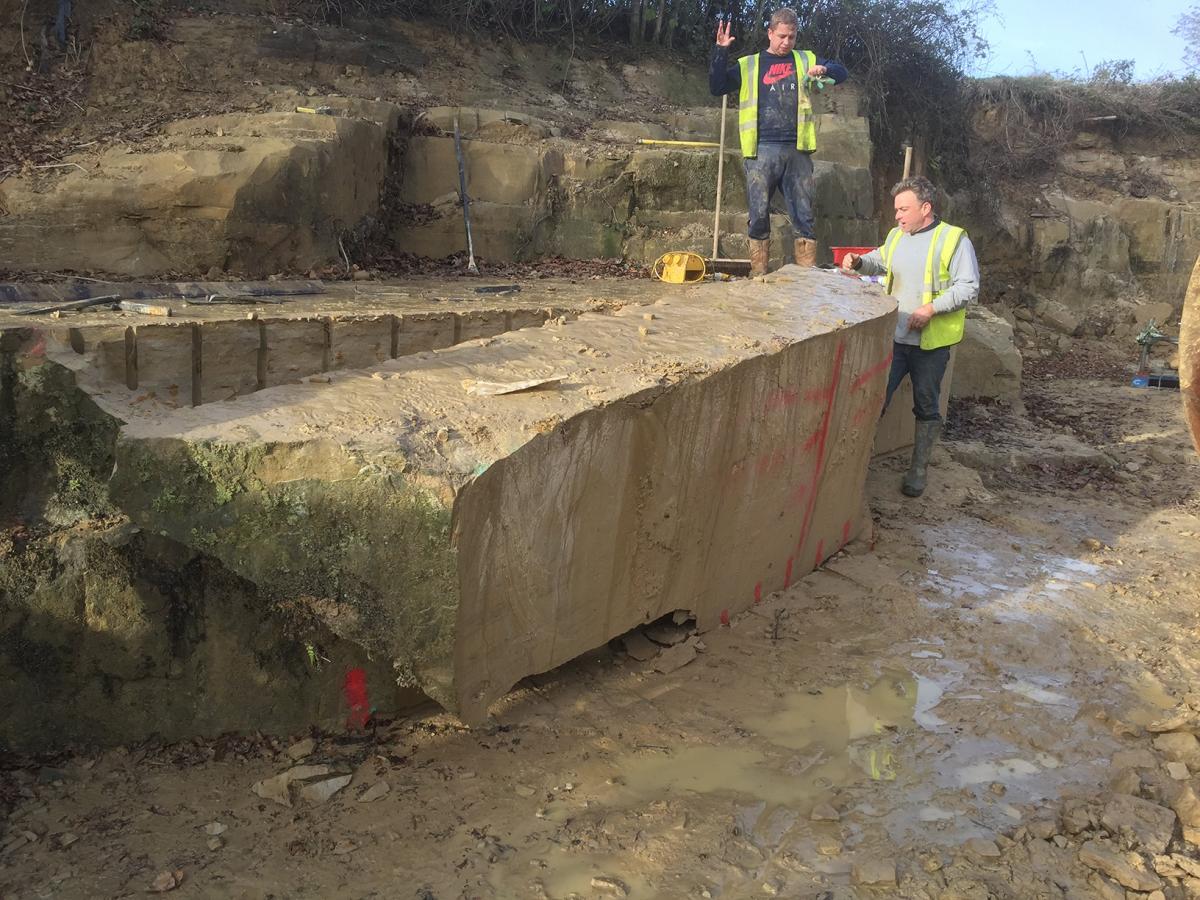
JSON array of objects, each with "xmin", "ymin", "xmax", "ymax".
[
  {"xmin": 743, "ymin": 144, "xmax": 816, "ymax": 241},
  {"xmin": 883, "ymin": 342, "xmax": 951, "ymax": 423}
]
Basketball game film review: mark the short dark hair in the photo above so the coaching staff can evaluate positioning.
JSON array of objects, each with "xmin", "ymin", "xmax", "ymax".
[
  {"xmin": 891, "ymin": 176, "xmax": 937, "ymax": 210},
  {"xmin": 769, "ymin": 8, "xmax": 798, "ymax": 29}
]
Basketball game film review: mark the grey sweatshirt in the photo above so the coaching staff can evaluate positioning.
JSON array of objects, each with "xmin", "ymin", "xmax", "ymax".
[{"xmin": 857, "ymin": 220, "xmax": 980, "ymax": 346}]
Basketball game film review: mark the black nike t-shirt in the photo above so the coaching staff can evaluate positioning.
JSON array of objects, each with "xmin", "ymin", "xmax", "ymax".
[{"xmin": 757, "ymin": 51, "xmax": 799, "ymax": 144}]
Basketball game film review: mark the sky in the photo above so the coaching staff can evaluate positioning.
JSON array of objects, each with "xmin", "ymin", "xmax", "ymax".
[{"xmin": 974, "ymin": 0, "xmax": 1192, "ymax": 80}]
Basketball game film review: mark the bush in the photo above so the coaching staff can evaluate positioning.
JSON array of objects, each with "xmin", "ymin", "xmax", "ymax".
[{"xmin": 964, "ymin": 74, "xmax": 1200, "ymax": 183}]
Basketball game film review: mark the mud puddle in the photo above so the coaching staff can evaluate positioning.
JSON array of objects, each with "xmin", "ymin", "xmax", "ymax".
[{"xmin": 612, "ymin": 669, "xmax": 951, "ymax": 809}]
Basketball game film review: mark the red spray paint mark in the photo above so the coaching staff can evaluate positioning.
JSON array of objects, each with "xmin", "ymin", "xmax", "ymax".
[
  {"xmin": 851, "ymin": 350, "xmax": 893, "ymax": 392},
  {"xmin": 814, "ymin": 539, "xmax": 825, "ymax": 570},
  {"xmin": 851, "ymin": 405, "xmax": 871, "ymax": 428},
  {"xmin": 343, "ymin": 668, "xmax": 371, "ymax": 730},
  {"xmin": 765, "ymin": 385, "xmax": 831, "ymax": 414},
  {"xmin": 841, "ymin": 519, "xmax": 852, "ymax": 548},
  {"xmin": 754, "ymin": 582, "xmax": 763, "ymax": 604},
  {"xmin": 719, "ymin": 609, "xmax": 730, "ymax": 627},
  {"xmin": 794, "ymin": 342, "xmax": 846, "ymax": 557},
  {"xmin": 784, "ymin": 557, "xmax": 794, "ymax": 589}
]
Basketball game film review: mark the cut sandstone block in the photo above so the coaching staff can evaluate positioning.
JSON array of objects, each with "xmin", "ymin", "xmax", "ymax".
[{"xmin": 107, "ymin": 273, "xmax": 895, "ymax": 721}]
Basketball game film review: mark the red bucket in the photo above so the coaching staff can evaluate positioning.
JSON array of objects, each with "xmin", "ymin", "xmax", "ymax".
[{"xmin": 830, "ymin": 246, "xmax": 876, "ymax": 266}]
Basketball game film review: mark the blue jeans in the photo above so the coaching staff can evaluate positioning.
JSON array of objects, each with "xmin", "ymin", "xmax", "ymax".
[
  {"xmin": 743, "ymin": 144, "xmax": 815, "ymax": 241},
  {"xmin": 884, "ymin": 342, "xmax": 950, "ymax": 423}
]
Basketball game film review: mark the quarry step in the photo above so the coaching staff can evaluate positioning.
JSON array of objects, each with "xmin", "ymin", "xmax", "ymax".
[{"xmin": 6, "ymin": 279, "xmax": 674, "ymax": 409}]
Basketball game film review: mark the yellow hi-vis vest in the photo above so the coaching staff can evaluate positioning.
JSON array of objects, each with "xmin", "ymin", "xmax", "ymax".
[
  {"xmin": 879, "ymin": 222, "xmax": 968, "ymax": 351},
  {"xmin": 737, "ymin": 50, "xmax": 818, "ymax": 158}
]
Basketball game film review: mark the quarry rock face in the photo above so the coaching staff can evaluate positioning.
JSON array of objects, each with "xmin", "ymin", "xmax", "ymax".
[
  {"xmin": 0, "ymin": 86, "xmax": 877, "ymax": 276},
  {"xmin": 0, "ymin": 109, "xmax": 396, "ymax": 278}
]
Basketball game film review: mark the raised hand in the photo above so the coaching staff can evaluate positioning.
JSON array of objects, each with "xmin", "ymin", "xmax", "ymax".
[{"xmin": 715, "ymin": 18, "xmax": 735, "ymax": 47}]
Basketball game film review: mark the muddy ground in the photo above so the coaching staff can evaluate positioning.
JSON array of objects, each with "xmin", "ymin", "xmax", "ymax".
[{"xmin": 1, "ymin": 358, "xmax": 1198, "ymax": 900}]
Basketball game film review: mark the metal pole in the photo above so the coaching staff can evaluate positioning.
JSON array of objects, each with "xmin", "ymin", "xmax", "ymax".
[
  {"xmin": 637, "ymin": 139, "xmax": 724, "ymax": 148},
  {"xmin": 453, "ymin": 117, "xmax": 479, "ymax": 274}
]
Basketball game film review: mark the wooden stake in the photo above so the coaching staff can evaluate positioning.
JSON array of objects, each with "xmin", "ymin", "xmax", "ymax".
[
  {"xmin": 712, "ymin": 94, "xmax": 728, "ymax": 262},
  {"xmin": 902, "ymin": 143, "xmax": 913, "ymax": 180}
]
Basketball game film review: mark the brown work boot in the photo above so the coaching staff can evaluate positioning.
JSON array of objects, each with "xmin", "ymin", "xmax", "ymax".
[
  {"xmin": 749, "ymin": 239, "xmax": 770, "ymax": 276},
  {"xmin": 793, "ymin": 237, "xmax": 817, "ymax": 267}
]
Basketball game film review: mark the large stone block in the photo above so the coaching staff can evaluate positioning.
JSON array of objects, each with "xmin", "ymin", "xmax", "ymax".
[
  {"xmin": 130, "ymin": 323, "xmax": 194, "ymax": 408},
  {"xmin": 555, "ymin": 175, "xmax": 635, "ymax": 226},
  {"xmin": 561, "ymin": 151, "xmax": 631, "ymax": 182},
  {"xmin": 328, "ymin": 316, "xmax": 393, "ymax": 370},
  {"xmin": 198, "ymin": 320, "xmax": 261, "ymax": 404},
  {"xmin": 624, "ymin": 148, "xmax": 744, "ymax": 212},
  {"xmin": 950, "ymin": 307, "xmax": 1022, "ymax": 404},
  {"xmin": 400, "ymin": 136, "xmax": 561, "ymax": 206},
  {"xmin": 263, "ymin": 318, "xmax": 327, "ymax": 387},
  {"xmin": 813, "ymin": 159, "xmax": 874, "ymax": 220},
  {"xmin": 397, "ymin": 313, "xmax": 457, "ymax": 354},
  {"xmin": 106, "ymin": 275, "xmax": 896, "ymax": 722},
  {"xmin": 813, "ymin": 114, "xmax": 872, "ymax": 170},
  {"xmin": 393, "ymin": 201, "xmax": 541, "ymax": 261},
  {"xmin": 544, "ymin": 218, "xmax": 627, "ymax": 259}
]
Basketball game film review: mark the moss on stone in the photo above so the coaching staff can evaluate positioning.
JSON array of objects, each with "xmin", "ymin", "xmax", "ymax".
[
  {"xmin": 1, "ymin": 354, "xmax": 120, "ymax": 524},
  {"xmin": 110, "ymin": 437, "xmax": 461, "ymax": 708}
]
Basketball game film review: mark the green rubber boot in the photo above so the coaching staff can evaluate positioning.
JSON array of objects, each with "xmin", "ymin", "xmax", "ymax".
[{"xmin": 902, "ymin": 420, "xmax": 941, "ymax": 497}]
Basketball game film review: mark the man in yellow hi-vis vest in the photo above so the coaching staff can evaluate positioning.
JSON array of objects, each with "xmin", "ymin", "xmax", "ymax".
[
  {"xmin": 841, "ymin": 177, "xmax": 980, "ymax": 498},
  {"xmin": 710, "ymin": 9, "xmax": 847, "ymax": 276}
]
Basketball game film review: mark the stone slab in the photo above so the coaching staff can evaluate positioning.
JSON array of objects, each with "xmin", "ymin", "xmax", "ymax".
[
  {"xmin": 105, "ymin": 271, "xmax": 896, "ymax": 722},
  {"xmin": 131, "ymin": 323, "xmax": 194, "ymax": 408},
  {"xmin": 199, "ymin": 320, "xmax": 261, "ymax": 404},
  {"xmin": 263, "ymin": 318, "xmax": 327, "ymax": 387},
  {"xmin": 457, "ymin": 310, "xmax": 509, "ymax": 343},
  {"xmin": 397, "ymin": 312, "xmax": 457, "ymax": 355},
  {"xmin": 329, "ymin": 316, "xmax": 393, "ymax": 370},
  {"xmin": 399, "ymin": 136, "xmax": 559, "ymax": 206}
]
